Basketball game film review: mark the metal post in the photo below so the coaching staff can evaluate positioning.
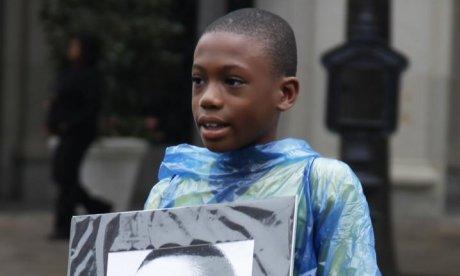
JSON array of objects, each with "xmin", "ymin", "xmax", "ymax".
[
  {"xmin": 344, "ymin": 0, "xmax": 395, "ymax": 273},
  {"xmin": 321, "ymin": 0, "xmax": 408, "ymax": 273}
]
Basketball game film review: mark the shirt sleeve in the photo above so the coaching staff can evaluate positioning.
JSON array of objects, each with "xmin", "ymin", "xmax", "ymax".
[
  {"xmin": 143, "ymin": 178, "xmax": 171, "ymax": 210},
  {"xmin": 309, "ymin": 158, "xmax": 381, "ymax": 275}
]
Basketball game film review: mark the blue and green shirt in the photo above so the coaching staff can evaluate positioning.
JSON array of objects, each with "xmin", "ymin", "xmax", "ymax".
[{"xmin": 144, "ymin": 138, "xmax": 380, "ymax": 275}]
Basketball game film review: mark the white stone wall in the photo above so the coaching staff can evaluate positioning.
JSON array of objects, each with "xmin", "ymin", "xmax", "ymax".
[{"xmin": 391, "ymin": 0, "xmax": 452, "ymax": 190}]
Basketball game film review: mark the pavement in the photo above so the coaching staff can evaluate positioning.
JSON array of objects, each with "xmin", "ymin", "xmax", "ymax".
[
  {"xmin": 394, "ymin": 171, "xmax": 460, "ymax": 276},
  {"xmin": 0, "ymin": 188, "xmax": 460, "ymax": 276},
  {"xmin": 0, "ymin": 210, "xmax": 68, "ymax": 276}
]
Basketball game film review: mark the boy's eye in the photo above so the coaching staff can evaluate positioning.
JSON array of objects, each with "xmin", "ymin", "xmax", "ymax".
[
  {"xmin": 224, "ymin": 77, "xmax": 245, "ymax": 87},
  {"xmin": 192, "ymin": 76, "xmax": 205, "ymax": 86}
]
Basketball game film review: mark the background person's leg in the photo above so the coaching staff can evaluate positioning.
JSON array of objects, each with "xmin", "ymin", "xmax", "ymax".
[
  {"xmin": 51, "ymin": 135, "xmax": 112, "ymax": 239},
  {"xmin": 50, "ymin": 138, "xmax": 79, "ymax": 239}
]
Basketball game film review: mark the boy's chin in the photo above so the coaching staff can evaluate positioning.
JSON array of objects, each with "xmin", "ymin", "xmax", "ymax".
[{"xmin": 202, "ymin": 139, "xmax": 238, "ymax": 153}]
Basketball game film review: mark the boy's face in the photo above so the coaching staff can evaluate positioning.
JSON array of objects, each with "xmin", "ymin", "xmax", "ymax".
[{"xmin": 192, "ymin": 32, "xmax": 284, "ymax": 152}]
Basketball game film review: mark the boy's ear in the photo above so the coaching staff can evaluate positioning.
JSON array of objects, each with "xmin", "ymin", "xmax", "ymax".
[{"xmin": 276, "ymin": 77, "xmax": 299, "ymax": 111}]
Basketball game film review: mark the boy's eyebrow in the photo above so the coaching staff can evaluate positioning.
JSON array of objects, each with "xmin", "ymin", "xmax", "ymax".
[
  {"xmin": 192, "ymin": 63, "xmax": 248, "ymax": 72},
  {"xmin": 191, "ymin": 64, "xmax": 205, "ymax": 71}
]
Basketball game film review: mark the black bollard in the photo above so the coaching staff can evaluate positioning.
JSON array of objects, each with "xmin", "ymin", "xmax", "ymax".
[{"xmin": 321, "ymin": 0, "xmax": 408, "ymax": 274}]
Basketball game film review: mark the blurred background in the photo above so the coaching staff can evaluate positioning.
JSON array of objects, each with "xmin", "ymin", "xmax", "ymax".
[{"xmin": 0, "ymin": 0, "xmax": 459, "ymax": 275}]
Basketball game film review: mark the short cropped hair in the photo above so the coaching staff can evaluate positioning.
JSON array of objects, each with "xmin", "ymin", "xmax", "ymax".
[
  {"xmin": 204, "ymin": 8, "xmax": 297, "ymax": 77},
  {"xmin": 139, "ymin": 243, "xmax": 225, "ymax": 267},
  {"xmin": 137, "ymin": 243, "xmax": 234, "ymax": 275}
]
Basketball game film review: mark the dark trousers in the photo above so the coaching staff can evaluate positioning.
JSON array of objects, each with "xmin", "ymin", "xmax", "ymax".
[{"xmin": 51, "ymin": 133, "xmax": 95, "ymax": 233}]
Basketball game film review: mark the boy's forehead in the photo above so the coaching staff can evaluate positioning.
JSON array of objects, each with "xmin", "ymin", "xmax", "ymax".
[
  {"xmin": 194, "ymin": 32, "xmax": 266, "ymax": 60},
  {"xmin": 193, "ymin": 32, "xmax": 272, "ymax": 72}
]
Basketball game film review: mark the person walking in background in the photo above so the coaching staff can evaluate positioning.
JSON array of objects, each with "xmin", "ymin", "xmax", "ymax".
[{"xmin": 46, "ymin": 34, "xmax": 112, "ymax": 240}]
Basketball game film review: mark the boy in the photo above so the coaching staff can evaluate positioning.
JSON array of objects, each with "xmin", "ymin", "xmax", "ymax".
[{"xmin": 145, "ymin": 8, "xmax": 380, "ymax": 275}]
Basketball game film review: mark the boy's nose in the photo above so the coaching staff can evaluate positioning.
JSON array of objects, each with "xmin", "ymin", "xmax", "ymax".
[{"xmin": 199, "ymin": 83, "xmax": 224, "ymax": 110}]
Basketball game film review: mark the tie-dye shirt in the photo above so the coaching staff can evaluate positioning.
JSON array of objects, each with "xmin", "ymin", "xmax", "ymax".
[{"xmin": 144, "ymin": 138, "xmax": 380, "ymax": 275}]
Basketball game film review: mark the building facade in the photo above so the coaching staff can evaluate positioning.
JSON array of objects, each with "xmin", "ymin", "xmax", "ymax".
[{"xmin": 0, "ymin": 0, "xmax": 459, "ymax": 219}]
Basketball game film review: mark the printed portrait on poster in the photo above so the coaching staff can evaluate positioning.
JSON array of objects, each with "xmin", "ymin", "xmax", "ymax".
[{"xmin": 106, "ymin": 240, "xmax": 254, "ymax": 276}]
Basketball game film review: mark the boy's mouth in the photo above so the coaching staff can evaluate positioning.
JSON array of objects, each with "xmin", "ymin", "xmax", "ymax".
[
  {"xmin": 198, "ymin": 117, "xmax": 230, "ymax": 140},
  {"xmin": 202, "ymin": 122, "xmax": 227, "ymax": 129}
]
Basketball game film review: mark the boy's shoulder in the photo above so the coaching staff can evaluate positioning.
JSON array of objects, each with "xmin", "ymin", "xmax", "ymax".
[
  {"xmin": 309, "ymin": 157, "xmax": 364, "ymax": 195},
  {"xmin": 311, "ymin": 157, "xmax": 355, "ymax": 177}
]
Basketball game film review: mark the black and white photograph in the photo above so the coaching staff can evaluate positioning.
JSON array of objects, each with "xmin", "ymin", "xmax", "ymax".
[{"xmin": 106, "ymin": 240, "xmax": 254, "ymax": 276}]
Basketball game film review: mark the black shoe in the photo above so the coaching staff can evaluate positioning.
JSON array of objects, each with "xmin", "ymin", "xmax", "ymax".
[{"xmin": 86, "ymin": 198, "xmax": 113, "ymax": 214}]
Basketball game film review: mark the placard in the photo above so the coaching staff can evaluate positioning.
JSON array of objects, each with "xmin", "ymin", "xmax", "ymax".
[{"xmin": 68, "ymin": 196, "xmax": 297, "ymax": 276}]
